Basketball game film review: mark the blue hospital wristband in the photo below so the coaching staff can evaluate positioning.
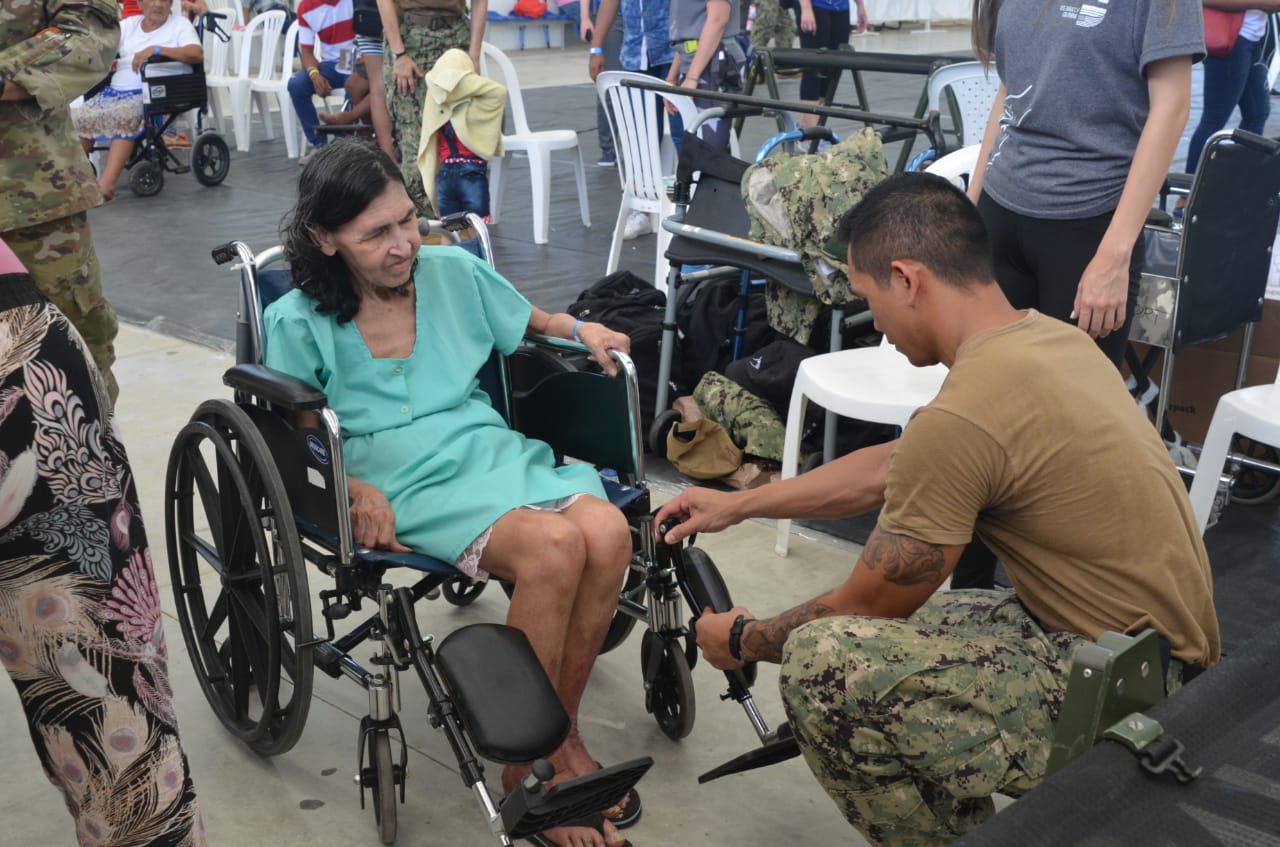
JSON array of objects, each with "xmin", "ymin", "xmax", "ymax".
[
  {"xmin": 589, "ymin": 47, "xmax": 603, "ymax": 55},
  {"xmin": 572, "ymin": 319, "xmax": 584, "ymax": 342}
]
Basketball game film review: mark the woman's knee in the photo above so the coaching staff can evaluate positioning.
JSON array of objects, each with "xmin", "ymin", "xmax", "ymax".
[{"xmin": 572, "ymin": 499, "xmax": 631, "ymax": 573}]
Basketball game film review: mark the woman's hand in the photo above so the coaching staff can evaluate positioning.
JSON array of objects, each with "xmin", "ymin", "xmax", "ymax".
[
  {"xmin": 577, "ymin": 321, "xmax": 631, "ymax": 377},
  {"xmin": 799, "ymin": 7, "xmax": 816, "ymax": 33},
  {"xmin": 132, "ymin": 48, "xmax": 155, "ymax": 73},
  {"xmin": 1072, "ymin": 245, "xmax": 1131, "ymax": 339},
  {"xmin": 349, "ymin": 479, "xmax": 412, "ymax": 552},
  {"xmin": 393, "ymin": 53, "xmax": 423, "ymax": 95}
]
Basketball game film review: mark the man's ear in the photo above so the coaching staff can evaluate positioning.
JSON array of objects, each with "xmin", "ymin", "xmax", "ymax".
[
  {"xmin": 311, "ymin": 226, "xmax": 338, "ymax": 257},
  {"xmin": 889, "ymin": 258, "xmax": 926, "ymax": 305}
]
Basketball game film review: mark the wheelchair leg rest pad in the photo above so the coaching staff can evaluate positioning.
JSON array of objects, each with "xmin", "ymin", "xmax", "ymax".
[
  {"xmin": 697, "ymin": 726, "xmax": 800, "ymax": 784},
  {"xmin": 502, "ymin": 757, "xmax": 654, "ymax": 840},
  {"xmin": 435, "ymin": 623, "xmax": 570, "ymax": 764}
]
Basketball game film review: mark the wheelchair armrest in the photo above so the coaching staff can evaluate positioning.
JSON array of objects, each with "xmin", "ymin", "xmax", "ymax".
[
  {"xmin": 523, "ymin": 333, "xmax": 591, "ymax": 356},
  {"xmin": 1162, "ymin": 172, "xmax": 1193, "ymax": 196},
  {"xmin": 223, "ymin": 363, "xmax": 329, "ymax": 411}
]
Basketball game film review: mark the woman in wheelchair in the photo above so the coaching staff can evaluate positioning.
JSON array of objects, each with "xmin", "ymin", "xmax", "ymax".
[
  {"xmin": 73, "ymin": 0, "xmax": 202, "ymax": 201},
  {"xmin": 268, "ymin": 141, "xmax": 639, "ymax": 847}
]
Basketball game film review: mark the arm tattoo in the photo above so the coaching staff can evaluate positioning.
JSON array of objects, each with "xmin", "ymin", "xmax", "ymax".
[
  {"xmin": 862, "ymin": 529, "xmax": 947, "ymax": 587},
  {"xmin": 740, "ymin": 596, "xmax": 836, "ymax": 664}
]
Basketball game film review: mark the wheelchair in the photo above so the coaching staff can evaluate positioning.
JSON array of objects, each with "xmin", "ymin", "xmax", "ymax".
[
  {"xmin": 163, "ymin": 215, "xmax": 649, "ymax": 844},
  {"xmin": 88, "ymin": 18, "xmax": 232, "ymax": 199}
]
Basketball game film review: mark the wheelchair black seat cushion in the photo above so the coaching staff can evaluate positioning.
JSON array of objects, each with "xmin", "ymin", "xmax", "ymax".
[{"xmin": 436, "ymin": 623, "xmax": 571, "ymax": 764}]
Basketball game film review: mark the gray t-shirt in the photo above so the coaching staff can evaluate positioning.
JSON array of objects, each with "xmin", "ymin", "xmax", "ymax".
[
  {"xmin": 981, "ymin": 0, "xmax": 1204, "ymax": 219},
  {"xmin": 669, "ymin": 0, "xmax": 741, "ymax": 45}
]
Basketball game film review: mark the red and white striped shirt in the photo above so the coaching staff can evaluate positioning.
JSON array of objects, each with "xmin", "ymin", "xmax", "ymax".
[{"xmin": 297, "ymin": 0, "xmax": 355, "ymax": 63}]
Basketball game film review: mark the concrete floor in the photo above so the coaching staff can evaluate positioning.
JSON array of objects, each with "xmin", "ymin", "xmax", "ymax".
[{"xmin": 0, "ymin": 323, "xmax": 869, "ymax": 845}]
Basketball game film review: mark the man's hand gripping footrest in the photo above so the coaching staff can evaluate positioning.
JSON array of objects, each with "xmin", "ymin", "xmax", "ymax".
[
  {"xmin": 501, "ymin": 758, "xmax": 654, "ymax": 839},
  {"xmin": 697, "ymin": 722, "xmax": 801, "ymax": 784}
]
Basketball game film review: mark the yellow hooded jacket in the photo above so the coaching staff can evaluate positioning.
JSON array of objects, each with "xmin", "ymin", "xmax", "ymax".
[{"xmin": 416, "ymin": 48, "xmax": 507, "ymax": 212}]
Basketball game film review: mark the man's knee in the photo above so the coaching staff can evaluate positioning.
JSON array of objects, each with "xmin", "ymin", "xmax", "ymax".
[{"xmin": 287, "ymin": 71, "xmax": 310, "ymax": 100}]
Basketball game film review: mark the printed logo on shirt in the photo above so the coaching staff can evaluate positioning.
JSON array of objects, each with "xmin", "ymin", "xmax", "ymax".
[{"xmin": 1059, "ymin": 1, "xmax": 1108, "ymax": 28}]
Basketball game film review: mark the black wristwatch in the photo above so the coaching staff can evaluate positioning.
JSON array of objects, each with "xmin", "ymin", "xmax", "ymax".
[
  {"xmin": 728, "ymin": 614, "xmax": 749, "ymax": 663},
  {"xmin": 391, "ymin": 50, "xmax": 407, "ymax": 61}
]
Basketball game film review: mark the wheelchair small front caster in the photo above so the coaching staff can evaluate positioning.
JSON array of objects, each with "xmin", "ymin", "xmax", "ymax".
[
  {"xmin": 357, "ymin": 717, "xmax": 406, "ymax": 845},
  {"xmin": 641, "ymin": 630, "xmax": 695, "ymax": 740},
  {"xmin": 442, "ymin": 576, "xmax": 487, "ymax": 606},
  {"xmin": 648, "ymin": 409, "xmax": 681, "ymax": 457}
]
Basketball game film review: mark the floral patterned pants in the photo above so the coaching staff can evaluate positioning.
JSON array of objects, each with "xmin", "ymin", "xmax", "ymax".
[{"xmin": 0, "ymin": 272, "xmax": 204, "ymax": 847}]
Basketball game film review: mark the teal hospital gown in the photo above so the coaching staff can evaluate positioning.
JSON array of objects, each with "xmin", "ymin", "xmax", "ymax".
[{"xmin": 262, "ymin": 246, "xmax": 606, "ymax": 564}]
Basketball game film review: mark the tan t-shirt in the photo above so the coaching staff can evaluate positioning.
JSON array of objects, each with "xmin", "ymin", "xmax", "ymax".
[{"xmin": 878, "ymin": 311, "xmax": 1220, "ymax": 666}]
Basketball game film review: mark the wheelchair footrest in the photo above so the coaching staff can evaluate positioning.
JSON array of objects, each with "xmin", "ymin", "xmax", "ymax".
[
  {"xmin": 697, "ymin": 727, "xmax": 800, "ymax": 784},
  {"xmin": 501, "ymin": 757, "xmax": 653, "ymax": 840}
]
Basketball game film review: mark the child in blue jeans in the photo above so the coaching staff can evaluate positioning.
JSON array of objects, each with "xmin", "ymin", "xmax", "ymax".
[{"xmin": 436, "ymin": 122, "xmax": 490, "ymax": 219}]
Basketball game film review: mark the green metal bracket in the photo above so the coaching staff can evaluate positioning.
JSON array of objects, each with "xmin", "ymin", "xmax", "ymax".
[{"xmin": 1046, "ymin": 630, "xmax": 1166, "ymax": 776}]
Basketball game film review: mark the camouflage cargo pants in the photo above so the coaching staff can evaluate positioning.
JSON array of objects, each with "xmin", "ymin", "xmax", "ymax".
[
  {"xmin": 779, "ymin": 589, "xmax": 1087, "ymax": 847},
  {"xmin": 385, "ymin": 18, "xmax": 472, "ymax": 217},
  {"xmin": 751, "ymin": 0, "xmax": 796, "ymax": 51},
  {"xmin": 2, "ymin": 213, "xmax": 119, "ymax": 402},
  {"xmin": 692, "ymin": 371, "xmax": 785, "ymax": 462}
]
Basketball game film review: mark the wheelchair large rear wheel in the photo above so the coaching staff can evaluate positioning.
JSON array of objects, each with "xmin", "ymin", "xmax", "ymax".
[
  {"xmin": 192, "ymin": 132, "xmax": 231, "ymax": 186},
  {"xmin": 165, "ymin": 399, "xmax": 314, "ymax": 756},
  {"xmin": 641, "ymin": 630, "xmax": 695, "ymax": 740},
  {"xmin": 129, "ymin": 159, "xmax": 164, "ymax": 197},
  {"xmin": 1229, "ymin": 436, "xmax": 1280, "ymax": 505}
]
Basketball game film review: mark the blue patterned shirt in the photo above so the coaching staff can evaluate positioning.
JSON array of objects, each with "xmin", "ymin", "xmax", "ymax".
[{"xmin": 619, "ymin": 0, "xmax": 673, "ymax": 71}]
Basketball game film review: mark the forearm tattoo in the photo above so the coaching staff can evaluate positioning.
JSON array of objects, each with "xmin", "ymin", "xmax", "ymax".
[
  {"xmin": 741, "ymin": 596, "xmax": 835, "ymax": 664},
  {"xmin": 863, "ymin": 529, "xmax": 947, "ymax": 587}
]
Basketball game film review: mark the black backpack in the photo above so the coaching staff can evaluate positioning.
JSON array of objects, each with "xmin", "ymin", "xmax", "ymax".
[
  {"xmin": 566, "ymin": 271, "xmax": 667, "ymax": 430},
  {"xmin": 675, "ymin": 276, "xmax": 775, "ymax": 392}
]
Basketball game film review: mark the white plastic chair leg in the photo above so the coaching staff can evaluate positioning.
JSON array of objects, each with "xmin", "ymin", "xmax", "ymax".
[
  {"xmin": 529, "ymin": 149, "xmax": 552, "ymax": 244},
  {"xmin": 228, "ymin": 85, "xmax": 251, "ymax": 152},
  {"xmin": 1188, "ymin": 402, "xmax": 1241, "ymax": 534},
  {"xmin": 489, "ymin": 155, "xmax": 507, "ymax": 224},
  {"xmin": 276, "ymin": 92, "xmax": 299, "ymax": 158},
  {"xmin": 573, "ymin": 148, "xmax": 590, "ymax": 227},
  {"xmin": 253, "ymin": 91, "xmax": 274, "ymax": 140},
  {"xmin": 775, "ymin": 388, "xmax": 810, "ymax": 557},
  {"xmin": 653, "ymin": 196, "xmax": 674, "ymax": 294},
  {"xmin": 606, "ymin": 196, "xmax": 629, "ymax": 275}
]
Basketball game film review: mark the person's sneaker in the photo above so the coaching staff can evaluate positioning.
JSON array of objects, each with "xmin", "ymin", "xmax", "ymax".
[
  {"xmin": 597, "ymin": 149, "xmax": 617, "ymax": 167},
  {"xmin": 1165, "ymin": 430, "xmax": 1198, "ymax": 470},
  {"xmin": 623, "ymin": 210, "xmax": 653, "ymax": 240}
]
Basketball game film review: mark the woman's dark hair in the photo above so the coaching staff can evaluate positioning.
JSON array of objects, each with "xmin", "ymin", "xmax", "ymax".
[
  {"xmin": 280, "ymin": 140, "xmax": 406, "ymax": 324},
  {"xmin": 971, "ymin": 0, "xmax": 1001, "ymax": 67}
]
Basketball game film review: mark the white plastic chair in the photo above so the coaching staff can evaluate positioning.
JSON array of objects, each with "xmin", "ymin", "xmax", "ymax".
[
  {"xmin": 926, "ymin": 61, "xmax": 1001, "ymax": 149},
  {"xmin": 202, "ymin": 0, "xmax": 245, "ymax": 144},
  {"xmin": 773, "ymin": 337, "xmax": 949, "ymax": 556},
  {"xmin": 230, "ymin": 10, "xmax": 288, "ymax": 152},
  {"xmin": 249, "ymin": 20, "xmax": 302, "ymax": 158},
  {"xmin": 596, "ymin": 71, "xmax": 696, "ymax": 288},
  {"xmin": 922, "ymin": 143, "xmax": 981, "ymax": 190},
  {"xmin": 480, "ymin": 42, "xmax": 590, "ymax": 245},
  {"xmin": 1187, "ymin": 368, "xmax": 1280, "ymax": 533},
  {"xmin": 773, "ymin": 150, "xmax": 969, "ymax": 556}
]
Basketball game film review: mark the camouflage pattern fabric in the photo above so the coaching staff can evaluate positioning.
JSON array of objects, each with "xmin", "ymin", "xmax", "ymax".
[
  {"xmin": 692, "ymin": 370, "xmax": 785, "ymax": 462},
  {"xmin": 743, "ymin": 127, "xmax": 887, "ymax": 307},
  {"xmin": 385, "ymin": 17, "xmax": 471, "ymax": 217},
  {"xmin": 779, "ymin": 589, "xmax": 1087, "ymax": 847},
  {"xmin": 750, "ymin": 0, "xmax": 795, "ymax": 51},
  {"xmin": 1, "ymin": 0, "xmax": 118, "ymax": 231},
  {"xmin": 4, "ymin": 213, "xmax": 118, "ymax": 402},
  {"xmin": 765, "ymin": 279, "xmax": 824, "ymax": 345}
]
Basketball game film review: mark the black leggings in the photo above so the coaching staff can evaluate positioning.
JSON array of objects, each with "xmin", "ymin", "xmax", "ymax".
[
  {"xmin": 977, "ymin": 192, "xmax": 1144, "ymax": 367},
  {"xmin": 792, "ymin": 5, "xmax": 852, "ymax": 101}
]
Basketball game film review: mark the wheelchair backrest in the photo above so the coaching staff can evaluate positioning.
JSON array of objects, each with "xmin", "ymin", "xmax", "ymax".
[{"xmin": 1173, "ymin": 130, "xmax": 1280, "ymax": 351}]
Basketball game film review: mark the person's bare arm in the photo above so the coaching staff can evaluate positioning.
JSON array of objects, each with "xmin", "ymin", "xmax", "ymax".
[
  {"xmin": 1204, "ymin": 0, "xmax": 1280, "ymax": 11},
  {"xmin": 526, "ymin": 305, "xmax": 632, "ymax": 376},
  {"xmin": 681, "ymin": 0, "xmax": 731, "ymax": 88},
  {"xmin": 588, "ymin": 0, "xmax": 620, "ymax": 80},
  {"xmin": 468, "ymin": 0, "xmax": 488, "ymax": 71},
  {"xmin": 965, "ymin": 81, "xmax": 1005, "ymax": 203},
  {"xmin": 132, "ymin": 42, "xmax": 203, "ymax": 72},
  {"xmin": 1071, "ymin": 56, "xmax": 1190, "ymax": 339},
  {"xmin": 655, "ymin": 439, "xmax": 896, "ymax": 543},
  {"xmin": 298, "ymin": 43, "xmax": 334, "ymax": 96},
  {"xmin": 697, "ymin": 525, "xmax": 964, "ymax": 667}
]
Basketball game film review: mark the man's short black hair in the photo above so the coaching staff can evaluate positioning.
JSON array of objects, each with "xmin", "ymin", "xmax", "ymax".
[{"xmin": 834, "ymin": 172, "xmax": 994, "ymax": 290}]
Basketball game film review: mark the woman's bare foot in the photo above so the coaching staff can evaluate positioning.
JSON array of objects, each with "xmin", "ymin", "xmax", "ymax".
[{"xmin": 500, "ymin": 765, "xmax": 627, "ymax": 847}]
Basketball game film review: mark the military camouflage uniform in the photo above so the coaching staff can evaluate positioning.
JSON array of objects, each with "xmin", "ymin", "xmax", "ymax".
[
  {"xmin": 692, "ymin": 370, "xmax": 785, "ymax": 462},
  {"xmin": 750, "ymin": 0, "xmax": 794, "ymax": 52},
  {"xmin": 780, "ymin": 589, "xmax": 1088, "ymax": 847},
  {"xmin": 743, "ymin": 127, "xmax": 885, "ymax": 342},
  {"xmin": 385, "ymin": 17, "xmax": 472, "ymax": 217},
  {"xmin": 1, "ymin": 0, "xmax": 120, "ymax": 401}
]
